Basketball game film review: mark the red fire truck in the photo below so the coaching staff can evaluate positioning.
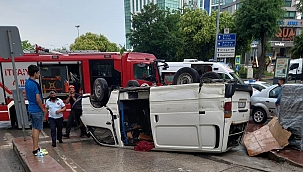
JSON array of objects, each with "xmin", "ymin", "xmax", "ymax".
[{"xmin": 0, "ymin": 46, "xmax": 164, "ymax": 127}]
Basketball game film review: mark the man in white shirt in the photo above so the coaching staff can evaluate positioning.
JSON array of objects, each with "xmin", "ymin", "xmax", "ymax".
[{"xmin": 46, "ymin": 91, "xmax": 66, "ymax": 147}]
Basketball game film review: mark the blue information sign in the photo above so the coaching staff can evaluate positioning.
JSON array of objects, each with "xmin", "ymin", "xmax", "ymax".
[
  {"xmin": 217, "ymin": 34, "xmax": 236, "ymax": 41},
  {"xmin": 217, "ymin": 41, "xmax": 236, "ymax": 47}
]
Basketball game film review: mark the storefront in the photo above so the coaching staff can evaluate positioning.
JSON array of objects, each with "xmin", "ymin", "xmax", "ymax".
[{"xmin": 269, "ymin": 19, "xmax": 303, "ymax": 58}]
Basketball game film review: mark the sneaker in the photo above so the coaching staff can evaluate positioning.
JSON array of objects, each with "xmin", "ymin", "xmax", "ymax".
[
  {"xmin": 63, "ymin": 134, "xmax": 70, "ymax": 138},
  {"xmin": 52, "ymin": 143, "xmax": 56, "ymax": 147},
  {"xmin": 58, "ymin": 140, "xmax": 63, "ymax": 143}
]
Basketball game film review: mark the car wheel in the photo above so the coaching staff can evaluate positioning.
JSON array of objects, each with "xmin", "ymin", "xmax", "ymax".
[
  {"xmin": 288, "ymin": 74, "xmax": 293, "ymax": 81},
  {"xmin": 252, "ymin": 108, "xmax": 267, "ymax": 124}
]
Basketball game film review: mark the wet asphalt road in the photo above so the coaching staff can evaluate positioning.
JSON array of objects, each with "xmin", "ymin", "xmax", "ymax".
[{"xmin": 0, "ymin": 121, "xmax": 302, "ymax": 172}]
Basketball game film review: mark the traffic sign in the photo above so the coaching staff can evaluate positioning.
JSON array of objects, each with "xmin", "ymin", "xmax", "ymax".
[
  {"xmin": 235, "ymin": 65, "xmax": 240, "ymax": 72},
  {"xmin": 217, "ymin": 41, "xmax": 236, "ymax": 47},
  {"xmin": 235, "ymin": 55, "xmax": 241, "ymax": 65},
  {"xmin": 217, "ymin": 53, "xmax": 235, "ymax": 58},
  {"xmin": 217, "ymin": 34, "xmax": 236, "ymax": 41},
  {"xmin": 217, "ymin": 47, "xmax": 235, "ymax": 53}
]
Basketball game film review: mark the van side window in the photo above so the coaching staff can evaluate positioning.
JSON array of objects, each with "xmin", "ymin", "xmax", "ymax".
[
  {"xmin": 269, "ymin": 86, "xmax": 281, "ymax": 98},
  {"xmin": 290, "ymin": 63, "xmax": 299, "ymax": 70}
]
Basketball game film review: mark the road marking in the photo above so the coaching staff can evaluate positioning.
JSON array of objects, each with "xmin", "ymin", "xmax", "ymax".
[{"xmin": 53, "ymin": 147, "xmax": 86, "ymax": 172}]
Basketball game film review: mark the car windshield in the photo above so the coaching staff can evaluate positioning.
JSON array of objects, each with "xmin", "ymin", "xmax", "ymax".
[{"xmin": 230, "ymin": 72, "xmax": 244, "ymax": 85}]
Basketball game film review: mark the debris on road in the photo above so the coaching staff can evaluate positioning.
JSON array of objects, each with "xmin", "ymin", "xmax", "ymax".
[{"xmin": 244, "ymin": 117, "xmax": 291, "ymax": 156}]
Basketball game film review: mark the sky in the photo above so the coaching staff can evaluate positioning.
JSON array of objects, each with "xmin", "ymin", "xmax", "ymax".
[{"xmin": 0, "ymin": 0, "xmax": 126, "ymax": 49}]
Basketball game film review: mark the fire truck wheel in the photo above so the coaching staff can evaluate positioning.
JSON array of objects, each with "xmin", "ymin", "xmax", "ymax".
[
  {"xmin": 200, "ymin": 72, "xmax": 222, "ymax": 80},
  {"xmin": 126, "ymin": 80, "xmax": 140, "ymax": 87},
  {"xmin": 172, "ymin": 67, "xmax": 200, "ymax": 85},
  {"xmin": 93, "ymin": 78, "xmax": 109, "ymax": 103}
]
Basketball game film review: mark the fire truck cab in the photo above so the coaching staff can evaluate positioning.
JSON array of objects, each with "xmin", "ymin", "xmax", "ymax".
[{"xmin": 0, "ymin": 47, "xmax": 164, "ymax": 127}]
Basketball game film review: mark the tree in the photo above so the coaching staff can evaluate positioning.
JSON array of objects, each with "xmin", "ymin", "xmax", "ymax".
[
  {"xmin": 119, "ymin": 44, "xmax": 127, "ymax": 56},
  {"xmin": 235, "ymin": 0, "xmax": 284, "ymax": 79},
  {"xmin": 70, "ymin": 32, "xmax": 119, "ymax": 52},
  {"xmin": 295, "ymin": 0, "xmax": 303, "ymax": 13},
  {"xmin": 22, "ymin": 40, "xmax": 34, "ymax": 50},
  {"xmin": 177, "ymin": 9, "xmax": 248, "ymax": 61},
  {"xmin": 291, "ymin": 33, "xmax": 303, "ymax": 59},
  {"xmin": 127, "ymin": 3, "xmax": 182, "ymax": 61}
]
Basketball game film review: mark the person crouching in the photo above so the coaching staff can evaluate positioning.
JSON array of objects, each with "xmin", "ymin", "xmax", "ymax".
[{"xmin": 46, "ymin": 91, "xmax": 66, "ymax": 147}]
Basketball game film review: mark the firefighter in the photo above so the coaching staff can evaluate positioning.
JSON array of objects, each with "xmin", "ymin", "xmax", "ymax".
[{"xmin": 63, "ymin": 85, "xmax": 88, "ymax": 138}]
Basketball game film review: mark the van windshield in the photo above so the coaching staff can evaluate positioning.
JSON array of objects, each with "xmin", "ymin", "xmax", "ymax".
[{"xmin": 230, "ymin": 72, "xmax": 244, "ymax": 85}]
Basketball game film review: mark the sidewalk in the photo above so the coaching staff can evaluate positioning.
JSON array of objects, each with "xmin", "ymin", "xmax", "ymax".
[
  {"xmin": 269, "ymin": 148, "xmax": 303, "ymax": 168},
  {"xmin": 12, "ymin": 137, "xmax": 67, "ymax": 172}
]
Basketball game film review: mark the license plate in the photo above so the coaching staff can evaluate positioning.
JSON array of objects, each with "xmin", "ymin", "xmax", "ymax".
[{"xmin": 238, "ymin": 102, "xmax": 246, "ymax": 108}]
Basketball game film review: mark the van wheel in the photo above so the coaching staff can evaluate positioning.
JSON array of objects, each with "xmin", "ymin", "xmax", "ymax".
[
  {"xmin": 201, "ymin": 72, "xmax": 222, "ymax": 79},
  {"xmin": 173, "ymin": 67, "xmax": 200, "ymax": 85},
  {"xmin": 252, "ymin": 108, "xmax": 267, "ymax": 124},
  {"xmin": 93, "ymin": 78, "xmax": 109, "ymax": 104},
  {"xmin": 126, "ymin": 80, "xmax": 140, "ymax": 87}
]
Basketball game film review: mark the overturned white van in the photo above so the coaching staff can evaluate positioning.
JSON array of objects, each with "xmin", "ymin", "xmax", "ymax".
[{"xmin": 81, "ymin": 78, "xmax": 252, "ymax": 153}]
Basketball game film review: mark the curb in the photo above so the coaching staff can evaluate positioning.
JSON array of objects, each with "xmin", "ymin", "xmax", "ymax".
[
  {"xmin": 12, "ymin": 137, "xmax": 67, "ymax": 172},
  {"xmin": 268, "ymin": 150, "xmax": 303, "ymax": 168}
]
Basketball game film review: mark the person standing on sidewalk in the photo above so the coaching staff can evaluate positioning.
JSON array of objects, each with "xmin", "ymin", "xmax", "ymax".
[
  {"xmin": 63, "ymin": 85, "xmax": 87, "ymax": 138},
  {"xmin": 275, "ymin": 78, "xmax": 285, "ymax": 118},
  {"xmin": 46, "ymin": 91, "xmax": 66, "ymax": 147},
  {"xmin": 25, "ymin": 65, "xmax": 47, "ymax": 155}
]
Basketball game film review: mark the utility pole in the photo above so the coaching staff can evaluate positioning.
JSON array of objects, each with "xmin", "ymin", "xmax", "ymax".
[
  {"xmin": 214, "ymin": 0, "xmax": 222, "ymax": 61},
  {"xmin": 75, "ymin": 25, "xmax": 80, "ymax": 38}
]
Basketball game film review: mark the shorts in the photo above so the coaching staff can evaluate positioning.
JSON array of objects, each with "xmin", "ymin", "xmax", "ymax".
[{"xmin": 29, "ymin": 111, "xmax": 44, "ymax": 130}]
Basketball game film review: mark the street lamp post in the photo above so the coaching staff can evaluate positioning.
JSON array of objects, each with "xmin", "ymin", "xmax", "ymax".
[
  {"xmin": 75, "ymin": 25, "xmax": 80, "ymax": 38},
  {"xmin": 214, "ymin": 1, "xmax": 222, "ymax": 61}
]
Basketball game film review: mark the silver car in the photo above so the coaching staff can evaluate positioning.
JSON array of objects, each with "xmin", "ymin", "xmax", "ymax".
[{"xmin": 250, "ymin": 84, "xmax": 281, "ymax": 123}]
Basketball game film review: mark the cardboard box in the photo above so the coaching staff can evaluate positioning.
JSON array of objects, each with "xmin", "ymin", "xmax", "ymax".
[{"xmin": 244, "ymin": 117, "xmax": 291, "ymax": 156}]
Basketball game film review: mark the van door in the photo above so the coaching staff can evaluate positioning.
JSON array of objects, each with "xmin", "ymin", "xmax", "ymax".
[
  {"xmin": 149, "ymin": 85, "xmax": 200, "ymax": 150},
  {"xmin": 81, "ymin": 91, "xmax": 119, "ymax": 146}
]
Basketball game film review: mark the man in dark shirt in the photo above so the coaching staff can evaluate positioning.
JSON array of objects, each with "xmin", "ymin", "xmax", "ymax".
[{"xmin": 63, "ymin": 85, "xmax": 87, "ymax": 138}]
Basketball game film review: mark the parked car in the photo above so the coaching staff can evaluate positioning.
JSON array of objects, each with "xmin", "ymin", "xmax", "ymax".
[
  {"xmin": 244, "ymin": 80, "xmax": 272, "ymax": 95},
  {"xmin": 250, "ymin": 84, "xmax": 281, "ymax": 123}
]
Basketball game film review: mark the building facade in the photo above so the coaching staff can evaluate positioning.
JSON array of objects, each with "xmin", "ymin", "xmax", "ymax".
[{"xmin": 221, "ymin": 0, "xmax": 303, "ymax": 59}]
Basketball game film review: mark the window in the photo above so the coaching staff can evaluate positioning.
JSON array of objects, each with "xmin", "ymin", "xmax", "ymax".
[
  {"xmin": 250, "ymin": 84, "xmax": 265, "ymax": 92},
  {"xmin": 284, "ymin": 11, "xmax": 296, "ymax": 19},
  {"xmin": 269, "ymin": 86, "xmax": 281, "ymax": 98},
  {"xmin": 290, "ymin": 63, "xmax": 299, "ymax": 70},
  {"xmin": 91, "ymin": 62, "xmax": 112, "ymax": 77},
  {"xmin": 133, "ymin": 64, "xmax": 152, "ymax": 81},
  {"xmin": 284, "ymin": 0, "xmax": 292, "ymax": 7}
]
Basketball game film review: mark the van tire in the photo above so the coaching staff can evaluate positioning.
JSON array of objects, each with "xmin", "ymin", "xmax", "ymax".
[
  {"xmin": 252, "ymin": 108, "xmax": 267, "ymax": 124},
  {"xmin": 93, "ymin": 78, "xmax": 109, "ymax": 104},
  {"xmin": 201, "ymin": 72, "xmax": 222, "ymax": 79},
  {"xmin": 288, "ymin": 74, "xmax": 293, "ymax": 81},
  {"xmin": 126, "ymin": 80, "xmax": 140, "ymax": 87},
  {"xmin": 173, "ymin": 67, "xmax": 200, "ymax": 85}
]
